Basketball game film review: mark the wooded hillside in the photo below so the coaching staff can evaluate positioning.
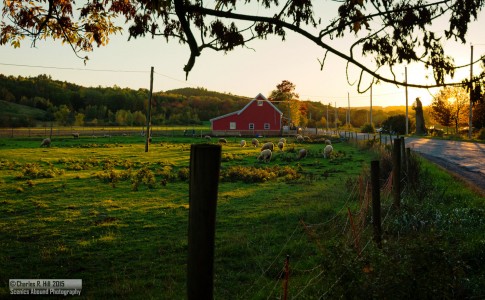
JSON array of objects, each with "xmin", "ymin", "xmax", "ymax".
[{"xmin": 0, "ymin": 74, "xmax": 421, "ymax": 128}]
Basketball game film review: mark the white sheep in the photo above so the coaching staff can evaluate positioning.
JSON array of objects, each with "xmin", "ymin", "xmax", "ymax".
[
  {"xmin": 240, "ymin": 140, "xmax": 246, "ymax": 147},
  {"xmin": 251, "ymin": 138, "xmax": 259, "ymax": 147},
  {"xmin": 297, "ymin": 148, "xmax": 308, "ymax": 160},
  {"xmin": 219, "ymin": 138, "xmax": 227, "ymax": 144},
  {"xmin": 323, "ymin": 145, "xmax": 333, "ymax": 158},
  {"xmin": 279, "ymin": 138, "xmax": 286, "ymax": 144},
  {"xmin": 257, "ymin": 149, "xmax": 272, "ymax": 163},
  {"xmin": 72, "ymin": 132, "xmax": 80, "ymax": 138},
  {"xmin": 40, "ymin": 138, "xmax": 51, "ymax": 147},
  {"xmin": 261, "ymin": 142, "xmax": 274, "ymax": 151},
  {"xmin": 277, "ymin": 141, "xmax": 284, "ymax": 151},
  {"xmin": 204, "ymin": 135, "xmax": 212, "ymax": 141},
  {"xmin": 296, "ymin": 134, "xmax": 304, "ymax": 143},
  {"xmin": 325, "ymin": 139, "xmax": 332, "ymax": 145},
  {"xmin": 303, "ymin": 135, "xmax": 312, "ymax": 142}
]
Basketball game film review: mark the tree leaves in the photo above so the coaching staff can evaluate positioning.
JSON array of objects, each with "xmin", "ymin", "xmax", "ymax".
[{"xmin": 1, "ymin": 0, "xmax": 484, "ymax": 89}]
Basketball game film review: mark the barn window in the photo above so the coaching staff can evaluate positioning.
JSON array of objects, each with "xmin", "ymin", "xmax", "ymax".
[
  {"xmin": 264, "ymin": 123, "xmax": 270, "ymax": 130},
  {"xmin": 230, "ymin": 122, "xmax": 236, "ymax": 129},
  {"xmin": 257, "ymin": 100, "xmax": 263, "ymax": 106},
  {"xmin": 249, "ymin": 123, "xmax": 254, "ymax": 130}
]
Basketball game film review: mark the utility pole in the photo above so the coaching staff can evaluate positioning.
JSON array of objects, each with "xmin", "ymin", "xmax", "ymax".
[
  {"xmin": 405, "ymin": 67, "xmax": 409, "ymax": 135},
  {"xmin": 335, "ymin": 101, "xmax": 338, "ymax": 130},
  {"xmin": 347, "ymin": 92, "xmax": 350, "ymax": 129},
  {"xmin": 370, "ymin": 85, "xmax": 373, "ymax": 126},
  {"xmin": 469, "ymin": 45, "xmax": 473, "ymax": 139},
  {"xmin": 145, "ymin": 66, "xmax": 154, "ymax": 152}
]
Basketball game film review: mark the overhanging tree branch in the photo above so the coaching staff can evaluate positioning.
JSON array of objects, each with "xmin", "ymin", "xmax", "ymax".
[{"xmin": 183, "ymin": 3, "xmax": 480, "ymax": 89}]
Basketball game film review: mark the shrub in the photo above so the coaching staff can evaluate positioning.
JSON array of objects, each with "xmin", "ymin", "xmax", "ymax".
[
  {"xmin": 220, "ymin": 165, "xmax": 301, "ymax": 183},
  {"xmin": 177, "ymin": 167, "xmax": 190, "ymax": 181},
  {"xmin": 157, "ymin": 166, "xmax": 177, "ymax": 182},
  {"xmin": 15, "ymin": 163, "xmax": 64, "ymax": 179},
  {"xmin": 478, "ymin": 128, "xmax": 485, "ymax": 140},
  {"xmin": 94, "ymin": 169, "xmax": 130, "ymax": 187},
  {"xmin": 131, "ymin": 167, "xmax": 156, "ymax": 191},
  {"xmin": 361, "ymin": 123, "xmax": 375, "ymax": 133}
]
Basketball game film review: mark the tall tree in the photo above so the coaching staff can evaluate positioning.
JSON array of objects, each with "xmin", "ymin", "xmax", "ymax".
[
  {"xmin": 54, "ymin": 104, "xmax": 71, "ymax": 126},
  {"xmin": 430, "ymin": 86, "xmax": 469, "ymax": 133},
  {"xmin": 269, "ymin": 80, "xmax": 301, "ymax": 127},
  {"xmin": 2, "ymin": 0, "xmax": 484, "ymax": 91}
]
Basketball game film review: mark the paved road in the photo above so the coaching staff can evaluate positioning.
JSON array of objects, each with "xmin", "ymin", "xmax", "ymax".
[{"xmin": 405, "ymin": 137, "xmax": 485, "ymax": 195}]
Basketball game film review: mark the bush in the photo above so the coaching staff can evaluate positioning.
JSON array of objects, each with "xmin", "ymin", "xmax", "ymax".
[
  {"xmin": 381, "ymin": 114, "xmax": 414, "ymax": 135},
  {"xmin": 360, "ymin": 123, "xmax": 375, "ymax": 133},
  {"xmin": 478, "ymin": 128, "xmax": 485, "ymax": 140},
  {"xmin": 220, "ymin": 165, "xmax": 301, "ymax": 183}
]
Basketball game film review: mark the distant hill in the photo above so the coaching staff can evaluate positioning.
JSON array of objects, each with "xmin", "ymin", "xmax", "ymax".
[
  {"xmin": 164, "ymin": 87, "xmax": 250, "ymax": 102},
  {"xmin": 0, "ymin": 100, "xmax": 48, "ymax": 126}
]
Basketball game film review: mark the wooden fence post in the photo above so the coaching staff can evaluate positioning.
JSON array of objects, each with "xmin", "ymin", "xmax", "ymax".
[
  {"xmin": 392, "ymin": 138, "xmax": 401, "ymax": 208},
  {"xmin": 187, "ymin": 144, "xmax": 222, "ymax": 300},
  {"xmin": 406, "ymin": 147, "xmax": 411, "ymax": 179},
  {"xmin": 400, "ymin": 137, "xmax": 406, "ymax": 169},
  {"xmin": 371, "ymin": 160, "xmax": 382, "ymax": 248}
]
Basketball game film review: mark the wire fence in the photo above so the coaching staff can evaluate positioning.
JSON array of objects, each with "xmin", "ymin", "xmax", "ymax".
[{"xmin": 234, "ymin": 137, "xmax": 408, "ymax": 299}]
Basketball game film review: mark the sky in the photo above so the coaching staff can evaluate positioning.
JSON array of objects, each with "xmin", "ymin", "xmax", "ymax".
[{"xmin": 1, "ymin": 2, "xmax": 484, "ymax": 108}]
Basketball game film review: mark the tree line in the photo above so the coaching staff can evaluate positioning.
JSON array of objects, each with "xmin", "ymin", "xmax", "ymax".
[
  {"xmin": 0, "ymin": 74, "xmax": 249, "ymax": 127},
  {"xmin": 0, "ymin": 74, "xmax": 438, "ymax": 132},
  {"xmin": 0, "ymin": 74, "xmax": 449, "ymax": 133}
]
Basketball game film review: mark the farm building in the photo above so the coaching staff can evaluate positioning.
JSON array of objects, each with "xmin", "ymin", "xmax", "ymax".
[{"xmin": 210, "ymin": 93, "xmax": 283, "ymax": 136}]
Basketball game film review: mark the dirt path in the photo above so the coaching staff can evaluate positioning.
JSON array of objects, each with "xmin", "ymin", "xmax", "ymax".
[{"xmin": 405, "ymin": 137, "xmax": 485, "ymax": 196}]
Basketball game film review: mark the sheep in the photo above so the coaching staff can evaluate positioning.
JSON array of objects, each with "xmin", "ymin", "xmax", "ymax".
[
  {"xmin": 257, "ymin": 149, "xmax": 272, "ymax": 163},
  {"xmin": 279, "ymin": 138, "xmax": 286, "ymax": 144},
  {"xmin": 325, "ymin": 139, "xmax": 332, "ymax": 145},
  {"xmin": 240, "ymin": 140, "xmax": 246, "ymax": 147},
  {"xmin": 219, "ymin": 138, "xmax": 227, "ymax": 144},
  {"xmin": 40, "ymin": 138, "xmax": 51, "ymax": 147},
  {"xmin": 72, "ymin": 132, "xmax": 80, "ymax": 139},
  {"xmin": 323, "ymin": 145, "xmax": 333, "ymax": 158},
  {"xmin": 303, "ymin": 135, "xmax": 312, "ymax": 142},
  {"xmin": 296, "ymin": 134, "xmax": 304, "ymax": 143},
  {"xmin": 204, "ymin": 135, "xmax": 212, "ymax": 141},
  {"xmin": 261, "ymin": 142, "xmax": 274, "ymax": 151},
  {"xmin": 277, "ymin": 141, "xmax": 284, "ymax": 151},
  {"xmin": 251, "ymin": 138, "xmax": 259, "ymax": 147},
  {"xmin": 297, "ymin": 148, "xmax": 308, "ymax": 160}
]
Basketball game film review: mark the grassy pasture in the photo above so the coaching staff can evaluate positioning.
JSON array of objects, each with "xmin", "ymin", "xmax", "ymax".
[
  {"xmin": 2, "ymin": 135, "xmax": 485, "ymax": 299},
  {"xmin": 0, "ymin": 135, "xmax": 376, "ymax": 299}
]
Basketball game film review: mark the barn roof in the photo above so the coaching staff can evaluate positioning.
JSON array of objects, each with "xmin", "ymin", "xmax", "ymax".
[{"xmin": 210, "ymin": 93, "xmax": 283, "ymax": 122}]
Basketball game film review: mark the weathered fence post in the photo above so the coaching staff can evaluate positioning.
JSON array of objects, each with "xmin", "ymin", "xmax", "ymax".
[
  {"xmin": 392, "ymin": 138, "xmax": 401, "ymax": 208},
  {"xmin": 371, "ymin": 160, "xmax": 382, "ymax": 248},
  {"xmin": 406, "ymin": 147, "xmax": 411, "ymax": 179},
  {"xmin": 187, "ymin": 144, "xmax": 222, "ymax": 300},
  {"xmin": 400, "ymin": 137, "xmax": 406, "ymax": 169}
]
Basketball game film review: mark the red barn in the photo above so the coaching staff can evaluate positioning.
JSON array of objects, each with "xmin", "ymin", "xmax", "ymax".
[{"xmin": 210, "ymin": 93, "xmax": 283, "ymax": 136}]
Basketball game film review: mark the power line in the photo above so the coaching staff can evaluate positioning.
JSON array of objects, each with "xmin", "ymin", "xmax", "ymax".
[{"xmin": 0, "ymin": 62, "xmax": 148, "ymax": 73}]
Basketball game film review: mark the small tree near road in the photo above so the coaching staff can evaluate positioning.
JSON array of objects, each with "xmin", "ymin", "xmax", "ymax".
[{"xmin": 430, "ymin": 87, "xmax": 469, "ymax": 134}]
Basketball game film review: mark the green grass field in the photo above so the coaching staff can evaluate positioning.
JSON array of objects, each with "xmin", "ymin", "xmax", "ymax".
[{"xmin": 1, "ymin": 135, "xmax": 484, "ymax": 299}]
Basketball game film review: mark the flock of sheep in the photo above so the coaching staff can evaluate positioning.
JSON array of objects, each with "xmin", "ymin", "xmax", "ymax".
[
  {"xmin": 40, "ymin": 133, "xmax": 334, "ymax": 163},
  {"xmin": 205, "ymin": 134, "xmax": 334, "ymax": 163}
]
